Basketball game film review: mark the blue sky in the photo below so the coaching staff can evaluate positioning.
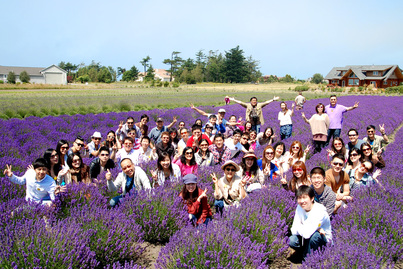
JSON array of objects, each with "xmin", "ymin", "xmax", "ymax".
[{"xmin": 1, "ymin": 0, "xmax": 402, "ymax": 79}]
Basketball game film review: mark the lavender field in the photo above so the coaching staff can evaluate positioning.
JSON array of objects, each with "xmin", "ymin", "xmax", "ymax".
[{"xmin": 1, "ymin": 95, "xmax": 402, "ymax": 268}]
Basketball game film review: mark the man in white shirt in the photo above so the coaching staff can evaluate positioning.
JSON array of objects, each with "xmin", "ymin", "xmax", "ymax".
[
  {"xmin": 116, "ymin": 137, "xmax": 138, "ymax": 166},
  {"xmin": 294, "ymin": 92, "xmax": 306, "ymax": 110},
  {"xmin": 289, "ymin": 185, "xmax": 332, "ymax": 259},
  {"xmin": 224, "ymin": 130, "xmax": 248, "ymax": 158}
]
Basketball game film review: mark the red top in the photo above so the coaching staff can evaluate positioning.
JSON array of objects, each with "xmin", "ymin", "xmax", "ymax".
[
  {"xmin": 186, "ymin": 134, "xmax": 212, "ymax": 151},
  {"xmin": 180, "ymin": 188, "xmax": 212, "ymax": 224}
]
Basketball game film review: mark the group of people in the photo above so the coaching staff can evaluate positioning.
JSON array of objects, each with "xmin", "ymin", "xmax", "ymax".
[{"xmin": 4, "ymin": 94, "xmax": 390, "ymax": 259}]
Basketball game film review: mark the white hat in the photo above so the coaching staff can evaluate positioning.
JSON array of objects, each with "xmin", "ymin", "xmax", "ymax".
[
  {"xmin": 92, "ymin": 131, "xmax": 102, "ymax": 138},
  {"xmin": 218, "ymin": 108, "xmax": 226, "ymax": 113}
]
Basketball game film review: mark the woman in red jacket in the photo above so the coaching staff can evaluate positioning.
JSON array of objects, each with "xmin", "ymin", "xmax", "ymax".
[{"xmin": 179, "ymin": 174, "xmax": 212, "ymax": 226}]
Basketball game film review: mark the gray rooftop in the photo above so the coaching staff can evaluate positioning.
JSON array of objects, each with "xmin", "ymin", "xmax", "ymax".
[
  {"xmin": 325, "ymin": 65, "xmax": 400, "ymax": 80},
  {"xmin": 0, "ymin": 66, "xmax": 45, "ymax": 76}
]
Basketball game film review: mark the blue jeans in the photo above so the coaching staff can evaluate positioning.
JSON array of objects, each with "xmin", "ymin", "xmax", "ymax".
[
  {"xmin": 252, "ymin": 124, "xmax": 261, "ymax": 134},
  {"xmin": 214, "ymin": 199, "xmax": 224, "ymax": 216},
  {"xmin": 280, "ymin": 124, "xmax": 293, "ymax": 140},
  {"xmin": 189, "ymin": 214, "xmax": 212, "ymax": 227},
  {"xmin": 289, "ymin": 231, "xmax": 327, "ymax": 258},
  {"xmin": 325, "ymin": 129, "xmax": 341, "ymax": 147},
  {"xmin": 109, "ymin": 195, "xmax": 123, "ymax": 207}
]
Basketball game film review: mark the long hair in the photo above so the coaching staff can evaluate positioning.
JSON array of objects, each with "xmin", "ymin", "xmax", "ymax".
[
  {"xmin": 67, "ymin": 153, "xmax": 88, "ymax": 183},
  {"xmin": 244, "ymin": 121, "xmax": 252, "ymax": 132},
  {"xmin": 103, "ymin": 130, "xmax": 117, "ymax": 149},
  {"xmin": 43, "ymin": 148, "xmax": 62, "ymax": 177},
  {"xmin": 273, "ymin": 142, "xmax": 286, "ymax": 156},
  {"xmin": 181, "ymin": 184, "xmax": 199, "ymax": 204},
  {"xmin": 240, "ymin": 156, "xmax": 259, "ymax": 177},
  {"xmin": 157, "ymin": 152, "xmax": 173, "ymax": 174},
  {"xmin": 56, "ymin": 139, "xmax": 69, "ymax": 165},
  {"xmin": 359, "ymin": 142, "xmax": 373, "ymax": 162},
  {"xmin": 347, "ymin": 148, "xmax": 361, "ymax": 166},
  {"xmin": 331, "ymin": 137, "xmax": 346, "ymax": 156},
  {"xmin": 181, "ymin": 147, "xmax": 196, "ymax": 166},
  {"xmin": 289, "ymin": 141, "xmax": 304, "ymax": 159},
  {"xmin": 262, "ymin": 145, "xmax": 275, "ymax": 170},
  {"xmin": 262, "ymin": 127, "xmax": 274, "ymax": 140},
  {"xmin": 168, "ymin": 128, "xmax": 179, "ymax": 144},
  {"xmin": 289, "ymin": 161, "xmax": 309, "ymax": 192},
  {"xmin": 197, "ymin": 139, "xmax": 211, "ymax": 156},
  {"xmin": 280, "ymin": 102, "xmax": 288, "ymax": 115}
]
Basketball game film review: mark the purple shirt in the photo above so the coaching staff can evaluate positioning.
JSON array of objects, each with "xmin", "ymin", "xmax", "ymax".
[{"xmin": 325, "ymin": 104, "xmax": 347, "ymax": 129}]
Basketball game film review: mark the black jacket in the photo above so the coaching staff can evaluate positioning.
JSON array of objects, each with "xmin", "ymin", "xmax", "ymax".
[{"xmin": 89, "ymin": 158, "xmax": 115, "ymax": 179}]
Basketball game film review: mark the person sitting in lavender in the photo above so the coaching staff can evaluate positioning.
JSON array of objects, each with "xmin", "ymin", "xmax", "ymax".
[
  {"xmin": 106, "ymin": 158, "xmax": 151, "ymax": 207},
  {"xmin": 288, "ymin": 185, "xmax": 332, "ymax": 259},
  {"xmin": 87, "ymin": 131, "xmax": 103, "ymax": 158},
  {"xmin": 346, "ymin": 129, "xmax": 365, "ymax": 151},
  {"xmin": 348, "ymin": 161, "xmax": 381, "ymax": 192},
  {"xmin": 208, "ymin": 133, "xmax": 232, "ymax": 166},
  {"xmin": 4, "ymin": 158, "xmax": 56, "ymax": 206},
  {"xmin": 116, "ymin": 117, "xmax": 139, "ymax": 142},
  {"xmin": 149, "ymin": 117, "xmax": 177, "ymax": 146},
  {"xmin": 135, "ymin": 136, "xmax": 157, "ymax": 164},
  {"xmin": 116, "ymin": 137, "xmax": 137, "ymax": 165},
  {"xmin": 310, "ymin": 167, "xmax": 336, "ymax": 217},
  {"xmin": 135, "ymin": 114, "xmax": 149, "ymax": 138},
  {"xmin": 363, "ymin": 124, "xmax": 389, "ymax": 155},
  {"xmin": 89, "ymin": 146, "xmax": 115, "ymax": 181},
  {"xmin": 68, "ymin": 136, "xmax": 89, "ymax": 158}
]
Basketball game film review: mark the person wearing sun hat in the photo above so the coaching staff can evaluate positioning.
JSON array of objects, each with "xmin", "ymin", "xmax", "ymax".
[
  {"xmin": 211, "ymin": 160, "xmax": 247, "ymax": 214},
  {"xmin": 237, "ymin": 152, "xmax": 265, "ymax": 192},
  {"xmin": 88, "ymin": 131, "xmax": 102, "ymax": 158},
  {"xmin": 179, "ymin": 174, "xmax": 212, "ymax": 226}
]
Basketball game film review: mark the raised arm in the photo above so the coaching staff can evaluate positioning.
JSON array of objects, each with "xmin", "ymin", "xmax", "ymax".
[
  {"xmin": 301, "ymin": 112, "xmax": 309, "ymax": 124},
  {"xmin": 190, "ymin": 103, "xmax": 208, "ymax": 117},
  {"xmin": 379, "ymin": 124, "xmax": 389, "ymax": 144},
  {"xmin": 346, "ymin": 101, "xmax": 359, "ymax": 111},
  {"xmin": 260, "ymin": 96, "xmax": 280, "ymax": 108},
  {"xmin": 228, "ymin": 97, "xmax": 248, "ymax": 108},
  {"xmin": 290, "ymin": 103, "xmax": 295, "ymax": 117},
  {"xmin": 166, "ymin": 116, "xmax": 178, "ymax": 129}
]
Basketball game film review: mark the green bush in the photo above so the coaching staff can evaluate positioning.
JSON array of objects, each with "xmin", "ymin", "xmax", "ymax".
[
  {"xmin": 172, "ymin": 81, "xmax": 180, "ymax": 88},
  {"xmin": 385, "ymin": 85, "xmax": 403, "ymax": 94},
  {"xmin": 0, "ymin": 80, "xmax": 4, "ymax": 84},
  {"xmin": 163, "ymin": 81, "xmax": 169, "ymax": 87},
  {"xmin": 294, "ymin": 85, "xmax": 309, "ymax": 92},
  {"xmin": 156, "ymin": 81, "xmax": 163, "ymax": 87}
]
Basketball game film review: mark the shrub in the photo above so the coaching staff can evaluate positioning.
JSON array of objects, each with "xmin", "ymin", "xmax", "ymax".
[
  {"xmin": 20, "ymin": 70, "xmax": 30, "ymax": 83},
  {"xmin": 7, "ymin": 71, "xmax": 16, "ymax": 84},
  {"xmin": 163, "ymin": 81, "xmax": 169, "ymax": 87},
  {"xmin": 78, "ymin": 75, "xmax": 90, "ymax": 83},
  {"xmin": 385, "ymin": 85, "xmax": 403, "ymax": 94},
  {"xmin": 0, "ymin": 80, "xmax": 4, "ymax": 84},
  {"xmin": 172, "ymin": 81, "xmax": 180, "ymax": 88},
  {"xmin": 294, "ymin": 85, "xmax": 309, "ymax": 92}
]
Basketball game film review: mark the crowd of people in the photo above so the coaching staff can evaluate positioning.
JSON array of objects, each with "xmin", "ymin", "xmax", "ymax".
[{"xmin": 4, "ymin": 93, "xmax": 390, "ymax": 259}]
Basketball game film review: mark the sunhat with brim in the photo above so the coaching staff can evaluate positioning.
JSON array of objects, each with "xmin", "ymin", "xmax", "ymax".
[
  {"xmin": 243, "ymin": 152, "xmax": 257, "ymax": 159},
  {"xmin": 218, "ymin": 108, "xmax": 226, "ymax": 113},
  {"xmin": 221, "ymin": 160, "xmax": 240, "ymax": 172},
  {"xmin": 183, "ymin": 174, "xmax": 197, "ymax": 184}
]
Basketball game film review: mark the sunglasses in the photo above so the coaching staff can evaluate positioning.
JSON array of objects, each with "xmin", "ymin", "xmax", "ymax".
[
  {"xmin": 185, "ymin": 151, "xmax": 193, "ymax": 155},
  {"xmin": 332, "ymin": 162, "xmax": 344, "ymax": 167},
  {"xmin": 265, "ymin": 151, "xmax": 274, "ymax": 155},
  {"xmin": 127, "ymin": 122, "xmax": 134, "ymax": 125},
  {"xmin": 292, "ymin": 146, "xmax": 300, "ymax": 150},
  {"xmin": 225, "ymin": 168, "xmax": 236, "ymax": 172},
  {"xmin": 73, "ymin": 159, "xmax": 81, "ymax": 163},
  {"xmin": 50, "ymin": 154, "xmax": 58, "ymax": 158},
  {"xmin": 363, "ymin": 148, "xmax": 371, "ymax": 152},
  {"xmin": 200, "ymin": 144, "xmax": 209, "ymax": 147},
  {"xmin": 107, "ymin": 135, "xmax": 115, "ymax": 139},
  {"xmin": 367, "ymin": 130, "xmax": 374, "ymax": 133},
  {"xmin": 334, "ymin": 143, "xmax": 342, "ymax": 146},
  {"xmin": 124, "ymin": 143, "xmax": 133, "ymax": 146},
  {"xmin": 93, "ymin": 138, "xmax": 101, "ymax": 141},
  {"xmin": 100, "ymin": 153, "xmax": 109, "ymax": 157},
  {"xmin": 181, "ymin": 132, "xmax": 188, "ymax": 135},
  {"xmin": 61, "ymin": 146, "xmax": 69, "ymax": 150},
  {"xmin": 348, "ymin": 134, "xmax": 357, "ymax": 137},
  {"xmin": 293, "ymin": 168, "xmax": 303, "ymax": 173},
  {"xmin": 350, "ymin": 153, "xmax": 359, "ymax": 157},
  {"xmin": 361, "ymin": 163, "xmax": 370, "ymax": 171},
  {"xmin": 75, "ymin": 143, "xmax": 84, "ymax": 147}
]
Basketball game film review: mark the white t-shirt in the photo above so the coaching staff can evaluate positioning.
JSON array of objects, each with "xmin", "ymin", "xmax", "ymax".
[
  {"xmin": 278, "ymin": 110, "xmax": 293, "ymax": 126},
  {"xmin": 224, "ymin": 139, "xmax": 246, "ymax": 158}
]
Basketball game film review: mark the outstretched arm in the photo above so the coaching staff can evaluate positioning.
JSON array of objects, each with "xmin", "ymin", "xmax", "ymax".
[
  {"xmin": 261, "ymin": 96, "xmax": 280, "ymax": 108},
  {"xmin": 301, "ymin": 112, "xmax": 309, "ymax": 124},
  {"xmin": 190, "ymin": 103, "xmax": 208, "ymax": 117},
  {"xmin": 346, "ymin": 101, "xmax": 359, "ymax": 111},
  {"xmin": 166, "ymin": 116, "xmax": 177, "ymax": 129},
  {"xmin": 228, "ymin": 97, "xmax": 248, "ymax": 108}
]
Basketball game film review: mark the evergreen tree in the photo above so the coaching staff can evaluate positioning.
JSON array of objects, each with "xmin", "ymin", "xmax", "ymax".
[
  {"xmin": 19, "ymin": 71, "xmax": 30, "ymax": 83},
  {"xmin": 7, "ymin": 71, "xmax": 16, "ymax": 84}
]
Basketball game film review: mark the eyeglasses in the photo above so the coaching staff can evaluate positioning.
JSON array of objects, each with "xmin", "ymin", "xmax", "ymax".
[
  {"xmin": 73, "ymin": 159, "xmax": 81, "ymax": 163},
  {"xmin": 61, "ymin": 146, "xmax": 69, "ymax": 150},
  {"xmin": 50, "ymin": 154, "xmax": 58, "ymax": 158},
  {"xmin": 334, "ymin": 143, "xmax": 342, "ymax": 146},
  {"xmin": 332, "ymin": 162, "xmax": 344, "ymax": 167},
  {"xmin": 100, "ymin": 153, "xmax": 109, "ymax": 157},
  {"xmin": 75, "ymin": 142, "xmax": 84, "ymax": 147},
  {"xmin": 200, "ymin": 144, "xmax": 208, "ymax": 147},
  {"xmin": 185, "ymin": 151, "xmax": 193, "ymax": 155},
  {"xmin": 124, "ymin": 143, "xmax": 133, "ymax": 146},
  {"xmin": 225, "ymin": 168, "xmax": 236, "ymax": 172},
  {"xmin": 265, "ymin": 151, "xmax": 274, "ymax": 155},
  {"xmin": 292, "ymin": 146, "xmax": 300, "ymax": 150},
  {"xmin": 293, "ymin": 168, "xmax": 303, "ymax": 173},
  {"xmin": 363, "ymin": 148, "xmax": 371, "ymax": 152},
  {"xmin": 348, "ymin": 134, "xmax": 357, "ymax": 137},
  {"xmin": 350, "ymin": 153, "xmax": 359, "ymax": 157},
  {"xmin": 128, "ymin": 132, "xmax": 136, "ymax": 136},
  {"xmin": 107, "ymin": 135, "xmax": 115, "ymax": 139}
]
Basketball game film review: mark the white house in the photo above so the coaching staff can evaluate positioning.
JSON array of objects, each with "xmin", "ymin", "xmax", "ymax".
[
  {"xmin": 136, "ymin": 68, "xmax": 173, "ymax": 82},
  {"xmin": 0, "ymin": 65, "xmax": 67, "ymax": 85}
]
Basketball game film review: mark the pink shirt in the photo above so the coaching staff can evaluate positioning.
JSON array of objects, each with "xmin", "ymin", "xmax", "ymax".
[
  {"xmin": 173, "ymin": 159, "xmax": 198, "ymax": 176},
  {"xmin": 325, "ymin": 104, "xmax": 347, "ymax": 129}
]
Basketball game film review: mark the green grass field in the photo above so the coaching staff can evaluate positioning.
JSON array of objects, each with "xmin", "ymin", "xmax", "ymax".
[{"xmin": 0, "ymin": 82, "xmax": 342, "ymax": 119}]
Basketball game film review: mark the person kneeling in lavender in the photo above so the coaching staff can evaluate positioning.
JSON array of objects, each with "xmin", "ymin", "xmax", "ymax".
[
  {"xmin": 289, "ymin": 185, "xmax": 332, "ymax": 259},
  {"xmin": 106, "ymin": 158, "xmax": 151, "ymax": 207},
  {"xmin": 4, "ymin": 158, "xmax": 56, "ymax": 206},
  {"xmin": 179, "ymin": 174, "xmax": 212, "ymax": 226}
]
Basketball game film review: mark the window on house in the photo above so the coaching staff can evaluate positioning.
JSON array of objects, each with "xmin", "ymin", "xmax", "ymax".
[
  {"xmin": 390, "ymin": 81, "xmax": 393, "ymax": 86},
  {"xmin": 370, "ymin": 81, "xmax": 376, "ymax": 86},
  {"xmin": 373, "ymin": 71, "xmax": 378, "ymax": 76},
  {"xmin": 349, "ymin": 79, "xmax": 359, "ymax": 85},
  {"xmin": 349, "ymin": 73, "xmax": 357, "ymax": 78},
  {"xmin": 384, "ymin": 80, "xmax": 388, "ymax": 85}
]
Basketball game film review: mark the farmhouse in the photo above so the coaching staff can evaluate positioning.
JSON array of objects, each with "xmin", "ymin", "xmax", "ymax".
[
  {"xmin": 137, "ymin": 69, "xmax": 173, "ymax": 82},
  {"xmin": 325, "ymin": 65, "xmax": 403, "ymax": 88},
  {"xmin": 0, "ymin": 65, "xmax": 67, "ymax": 85}
]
